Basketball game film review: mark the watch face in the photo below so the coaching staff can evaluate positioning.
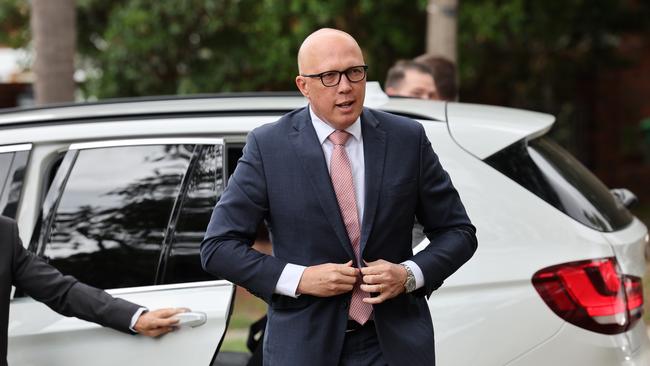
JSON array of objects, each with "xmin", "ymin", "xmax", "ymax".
[{"xmin": 406, "ymin": 278, "xmax": 416, "ymax": 292}]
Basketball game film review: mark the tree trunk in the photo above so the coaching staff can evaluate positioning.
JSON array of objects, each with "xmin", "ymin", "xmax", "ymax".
[
  {"xmin": 425, "ymin": 0, "xmax": 458, "ymax": 63},
  {"xmin": 30, "ymin": 0, "xmax": 76, "ymax": 105}
]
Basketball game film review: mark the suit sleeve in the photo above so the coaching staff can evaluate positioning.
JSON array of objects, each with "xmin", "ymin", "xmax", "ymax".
[
  {"xmin": 200, "ymin": 130, "xmax": 286, "ymax": 303},
  {"xmin": 410, "ymin": 125, "xmax": 478, "ymax": 297},
  {"xmin": 10, "ymin": 221, "xmax": 140, "ymax": 334}
]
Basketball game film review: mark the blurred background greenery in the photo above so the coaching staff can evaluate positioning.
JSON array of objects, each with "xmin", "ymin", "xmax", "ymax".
[{"xmin": 3, "ymin": 1, "xmax": 650, "ymax": 166}]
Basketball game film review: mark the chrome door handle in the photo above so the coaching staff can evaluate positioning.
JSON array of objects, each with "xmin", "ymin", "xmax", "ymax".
[{"xmin": 176, "ymin": 311, "xmax": 207, "ymax": 328}]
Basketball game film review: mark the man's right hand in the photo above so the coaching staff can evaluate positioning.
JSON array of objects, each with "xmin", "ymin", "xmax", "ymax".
[
  {"xmin": 134, "ymin": 308, "xmax": 188, "ymax": 337},
  {"xmin": 297, "ymin": 260, "xmax": 359, "ymax": 297}
]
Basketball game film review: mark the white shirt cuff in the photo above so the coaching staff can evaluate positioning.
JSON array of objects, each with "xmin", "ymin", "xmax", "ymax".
[
  {"xmin": 401, "ymin": 260, "xmax": 424, "ymax": 290},
  {"xmin": 129, "ymin": 307, "xmax": 148, "ymax": 333},
  {"xmin": 275, "ymin": 263, "xmax": 307, "ymax": 298}
]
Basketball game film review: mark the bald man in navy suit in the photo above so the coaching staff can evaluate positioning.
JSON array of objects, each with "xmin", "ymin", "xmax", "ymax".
[{"xmin": 201, "ymin": 28, "xmax": 477, "ymax": 365}]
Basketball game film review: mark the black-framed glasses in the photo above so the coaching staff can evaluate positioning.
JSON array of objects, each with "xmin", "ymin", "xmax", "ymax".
[{"xmin": 301, "ymin": 65, "xmax": 368, "ymax": 87}]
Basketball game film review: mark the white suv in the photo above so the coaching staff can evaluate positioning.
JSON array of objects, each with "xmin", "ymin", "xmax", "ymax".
[{"xmin": 1, "ymin": 85, "xmax": 648, "ymax": 365}]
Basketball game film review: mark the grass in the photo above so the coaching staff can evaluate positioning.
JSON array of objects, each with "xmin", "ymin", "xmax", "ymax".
[
  {"xmin": 219, "ymin": 286, "xmax": 268, "ymax": 354},
  {"xmin": 220, "ymin": 338, "xmax": 251, "ymax": 353}
]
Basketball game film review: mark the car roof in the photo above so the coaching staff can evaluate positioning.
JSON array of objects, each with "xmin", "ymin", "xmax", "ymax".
[
  {"xmin": 0, "ymin": 85, "xmax": 554, "ymax": 159},
  {"xmin": 0, "ymin": 89, "xmax": 447, "ymax": 126}
]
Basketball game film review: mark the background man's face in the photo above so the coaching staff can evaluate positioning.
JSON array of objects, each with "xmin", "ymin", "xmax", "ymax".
[
  {"xmin": 387, "ymin": 69, "xmax": 437, "ymax": 100},
  {"xmin": 296, "ymin": 34, "xmax": 366, "ymax": 130}
]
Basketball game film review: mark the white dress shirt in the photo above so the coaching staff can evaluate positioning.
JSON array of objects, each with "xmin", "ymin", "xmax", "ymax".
[
  {"xmin": 129, "ymin": 307, "xmax": 148, "ymax": 332},
  {"xmin": 274, "ymin": 106, "xmax": 424, "ymax": 297}
]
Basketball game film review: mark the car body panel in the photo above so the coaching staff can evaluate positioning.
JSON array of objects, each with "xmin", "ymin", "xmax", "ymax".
[
  {"xmin": 446, "ymin": 102, "xmax": 555, "ymax": 159},
  {"xmin": 505, "ymin": 321, "xmax": 650, "ymax": 366},
  {"xmin": 8, "ymin": 281, "xmax": 233, "ymax": 366},
  {"xmin": 419, "ymin": 122, "xmax": 629, "ymax": 365},
  {"xmin": 601, "ymin": 218, "xmax": 648, "ymax": 277}
]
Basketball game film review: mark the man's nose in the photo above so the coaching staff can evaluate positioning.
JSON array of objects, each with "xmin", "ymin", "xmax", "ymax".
[{"xmin": 337, "ymin": 74, "xmax": 353, "ymax": 93}]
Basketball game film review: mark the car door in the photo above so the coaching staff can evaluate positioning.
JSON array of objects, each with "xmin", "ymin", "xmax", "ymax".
[{"xmin": 8, "ymin": 138, "xmax": 234, "ymax": 366}]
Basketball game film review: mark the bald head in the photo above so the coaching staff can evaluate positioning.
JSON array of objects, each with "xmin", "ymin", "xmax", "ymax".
[
  {"xmin": 294, "ymin": 28, "xmax": 367, "ymax": 130},
  {"xmin": 297, "ymin": 28, "xmax": 364, "ymax": 74}
]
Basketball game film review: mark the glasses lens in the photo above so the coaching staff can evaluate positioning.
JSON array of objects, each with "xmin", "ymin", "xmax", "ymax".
[
  {"xmin": 346, "ymin": 66, "xmax": 366, "ymax": 82},
  {"xmin": 321, "ymin": 71, "xmax": 340, "ymax": 87}
]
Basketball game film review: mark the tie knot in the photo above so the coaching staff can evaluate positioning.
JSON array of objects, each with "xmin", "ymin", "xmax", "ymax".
[{"xmin": 328, "ymin": 130, "xmax": 351, "ymax": 146}]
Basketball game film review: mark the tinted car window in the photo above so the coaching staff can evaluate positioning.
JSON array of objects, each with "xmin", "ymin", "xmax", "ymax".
[
  {"xmin": 163, "ymin": 144, "xmax": 223, "ymax": 284},
  {"xmin": 44, "ymin": 144, "xmax": 192, "ymax": 289},
  {"xmin": 226, "ymin": 144, "xmax": 244, "ymax": 179},
  {"xmin": 0, "ymin": 153, "xmax": 11, "ymax": 194},
  {"xmin": 485, "ymin": 137, "xmax": 633, "ymax": 232},
  {"xmin": 0, "ymin": 150, "xmax": 29, "ymax": 219}
]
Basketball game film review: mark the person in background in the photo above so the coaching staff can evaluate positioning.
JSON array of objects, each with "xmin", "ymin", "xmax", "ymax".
[
  {"xmin": 0, "ymin": 216, "xmax": 187, "ymax": 366},
  {"xmin": 413, "ymin": 55, "xmax": 458, "ymax": 101},
  {"xmin": 384, "ymin": 60, "xmax": 437, "ymax": 100}
]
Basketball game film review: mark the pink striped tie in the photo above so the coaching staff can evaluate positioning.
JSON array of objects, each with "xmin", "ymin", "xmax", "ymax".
[{"xmin": 328, "ymin": 130, "xmax": 372, "ymax": 325}]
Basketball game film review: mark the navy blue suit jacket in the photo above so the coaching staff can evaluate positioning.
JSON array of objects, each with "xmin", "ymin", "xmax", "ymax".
[{"xmin": 201, "ymin": 107, "xmax": 477, "ymax": 365}]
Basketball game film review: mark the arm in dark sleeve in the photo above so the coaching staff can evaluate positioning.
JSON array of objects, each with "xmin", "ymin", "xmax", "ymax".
[
  {"xmin": 10, "ymin": 221, "xmax": 140, "ymax": 334},
  {"xmin": 200, "ymin": 131, "xmax": 286, "ymax": 303},
  {"xmin": 410, "ymin": 125, "xmax": 478, "ymax": 297}
]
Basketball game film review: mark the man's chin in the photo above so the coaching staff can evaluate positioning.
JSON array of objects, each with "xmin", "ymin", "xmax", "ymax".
[
  {"xmin": 331, "ymin": 108, "xmax": 362, "ymax": 127},
  {"xmin": 330, "ymin": 116, "xmax": 359, "ymax": 129}
]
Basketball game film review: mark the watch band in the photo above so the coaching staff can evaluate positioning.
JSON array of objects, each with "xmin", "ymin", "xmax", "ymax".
[{"xmin": 401, "ymin": 263, "xmax": 416, "ymax": 293}]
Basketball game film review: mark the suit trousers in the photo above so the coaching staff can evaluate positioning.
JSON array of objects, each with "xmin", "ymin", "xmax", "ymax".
[{"xmin": 338, "ymin": 322, "xmax": 388, "ymax": 366}]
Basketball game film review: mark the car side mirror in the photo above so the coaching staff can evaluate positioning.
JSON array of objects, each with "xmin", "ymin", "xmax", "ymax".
[{"xmin": 610, "ymin": 188, "xmax": 638, "ymax": 209}]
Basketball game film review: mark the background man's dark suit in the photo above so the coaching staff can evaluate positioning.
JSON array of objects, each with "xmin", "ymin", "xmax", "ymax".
[
  {"xmin": 0, "ymin": 216, "xmax": 140, "ymax": 365},
  {"xmin": 201, "ymin": 106, "xmax": 477, "ymax": 365}
]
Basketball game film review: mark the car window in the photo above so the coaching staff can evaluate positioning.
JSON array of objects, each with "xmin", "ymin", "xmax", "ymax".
[
  {"xmin": 42, "ymin": 144, "xmax": 193, "ymax": 289},
  {"xmin": 162, "ymin": 144, "xmax": 224, "ymax": 284},
  {"xmin": 226, "ymin": 144, "xmax": 244, "ymax": 179},
  {"xmin": 485, "ymin": 136, "xmax": 633, "ymax": 232},
  {"xmin": 0, "ymin": 150, "xmax": 30, "ymax": 219},
  {"xmin": 0, "ymin": 153, "xmax": 11, "ymax": 194}
]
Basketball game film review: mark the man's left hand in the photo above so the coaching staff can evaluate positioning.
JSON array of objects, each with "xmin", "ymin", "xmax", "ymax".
[{"xmin": 360, "ymin": 259, "xmax": 407, "ymax": 304}]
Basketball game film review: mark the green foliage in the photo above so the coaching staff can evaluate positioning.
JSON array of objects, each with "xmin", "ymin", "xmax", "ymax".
[
  {"xmin": 73, "ymin": 0, "xmax": 426, "ymax": 98},
  {"xmin": 1, "ymin": 0, "xmax": 426, "ymax": 97},
  {"xmin": 457, "ymin": 0, "xmax": 650, "ymax": 151},
  {"xmin": 0, "ymin": 0, "xmax": 29, "ymax": 47}
]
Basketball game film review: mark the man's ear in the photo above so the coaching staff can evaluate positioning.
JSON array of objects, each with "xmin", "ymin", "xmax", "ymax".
[{"xmin": 295, "ymin": 76, "xmax": 309, "ymax": 98}]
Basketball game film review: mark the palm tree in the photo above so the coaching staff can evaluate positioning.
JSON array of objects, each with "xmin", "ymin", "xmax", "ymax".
[
  {"xmin": 30, "ymin": 0, "xmax": 76, "ymax": 105},
  {"xmin": 426, "ymin": 0, "xmax": 458, "ymax": 63}
]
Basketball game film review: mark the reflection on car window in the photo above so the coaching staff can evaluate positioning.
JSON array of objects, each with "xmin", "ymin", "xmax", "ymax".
[
  {"xmin": 0, "ymin": 153, "xmax": 11, "ymax": 196},
  {"xmin": 164, "ymin": 144, "xmax": 223, "ymax": 284},
  {"xmin": 0, "ymin": 150, "xmax": 29, "ymax": 219},
  {"xmin": 485, "ymin": 137, "xmax": 633, "ymax": 232},
  {"xmin": 44, "ymin": 144, "xmax": 192, "ymax": 289}
]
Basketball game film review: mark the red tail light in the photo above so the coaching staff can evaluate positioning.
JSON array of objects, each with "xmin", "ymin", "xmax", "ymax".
[{"xmin": 532, "ymin": 257, "xmax": 644, "ymax": 334}]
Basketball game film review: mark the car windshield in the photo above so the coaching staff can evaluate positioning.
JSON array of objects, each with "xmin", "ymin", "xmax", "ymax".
[{"xmin": 485, "ymin": 136, "xmax": 633, "ymax": 232}]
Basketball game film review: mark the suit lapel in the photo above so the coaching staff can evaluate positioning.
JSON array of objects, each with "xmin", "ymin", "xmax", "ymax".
[
  {"xmin": 360, "ymin": 109, "xmax": 386, "ymax": 255},
  {"xmin": 288, "ymin": 108, "xmax": 356, "ymax": 260}
]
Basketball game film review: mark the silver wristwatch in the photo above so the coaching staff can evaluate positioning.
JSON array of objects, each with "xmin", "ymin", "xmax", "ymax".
[{"xmin": 401, "ymin": 264, "xmax": 416, "ymax": 293}]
